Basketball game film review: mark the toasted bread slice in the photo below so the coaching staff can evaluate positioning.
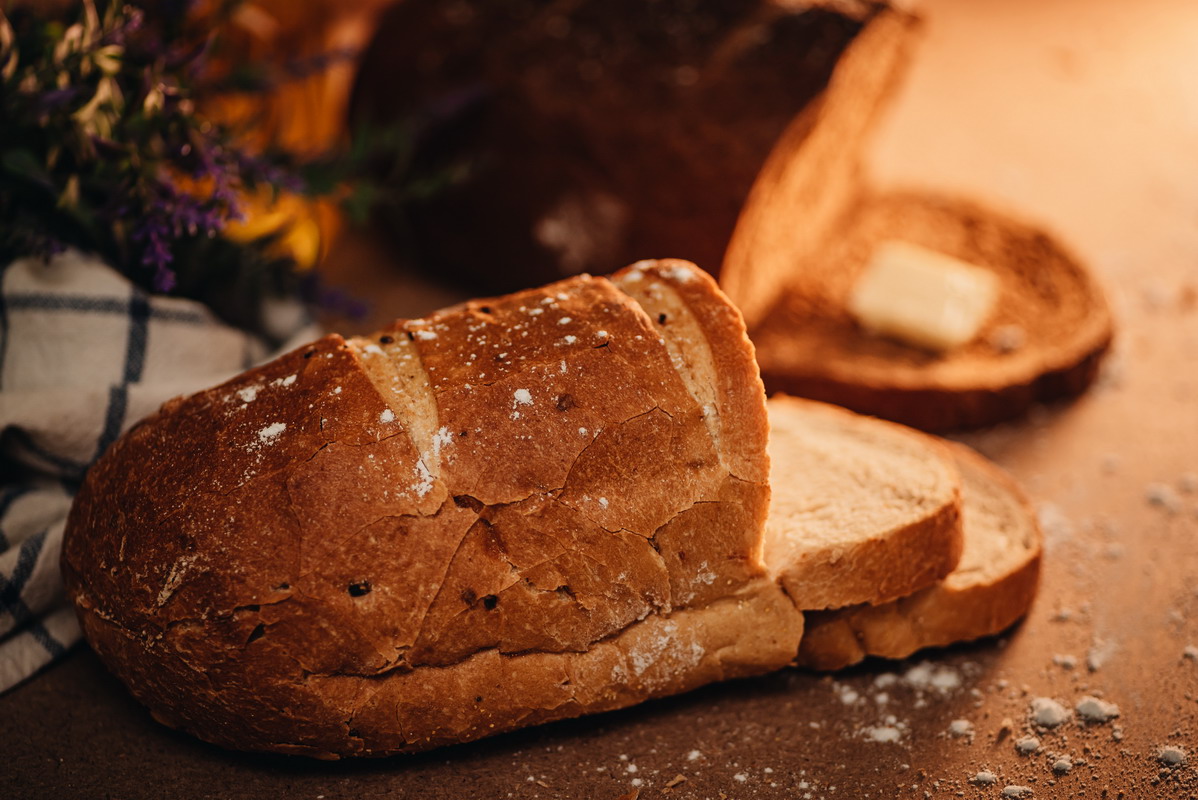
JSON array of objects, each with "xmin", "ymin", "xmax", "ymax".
[
  {"xmin": 796, "ymin": 439, "xmax": 1042, "ymax": 670},
  {"xmin": 751, "ymin": 191, "xmax": 1113, "ymax": 431},
  {"xmin": 764, "ymin": 396, "xmax": 963, "ymax": 611}
]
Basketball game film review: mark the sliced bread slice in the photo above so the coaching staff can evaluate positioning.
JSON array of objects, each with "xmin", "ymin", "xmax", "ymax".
[
  {"xmin": 796, "ymin": 439, "xmax": 1042, "ymax": 670},
  {"xmin": 764, "ymin": 395, "xmax": 963, "ymax": 611},
  {"xmin": 751, "ymin": 191, "xmax": 1113, "ymax": 431}
]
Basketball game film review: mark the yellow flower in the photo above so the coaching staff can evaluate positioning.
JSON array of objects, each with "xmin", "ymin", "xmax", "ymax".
[{"xmin": 224, "ymin": 188, "xmax": 340, "ymax": 271}]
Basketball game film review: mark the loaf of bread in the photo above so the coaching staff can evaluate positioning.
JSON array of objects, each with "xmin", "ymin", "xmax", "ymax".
[
  {"xmin": 351, "ymin": 0, "xmax": 910, "ymax": 293},
  {"xmin": 62, "ymin": 260, "xmax": 807, "ymax": 758}
]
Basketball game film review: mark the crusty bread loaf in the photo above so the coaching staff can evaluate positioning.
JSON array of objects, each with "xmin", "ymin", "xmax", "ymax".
[
  {"xmin": 750, "ymin": 191, "xmax": 1114, "ymax": 431},
  {"xmin": 763, "ymin": 396, "xmax": 962, "ymax": 610},
  {"xmin": 796, "ymin": 439, "xmax": 1043, "ymax": 670},
  {"xmin": 352, "ymin": 0, "xmax": 906, "ymax": 293},
  {"xmin": 61, "ymin": 260, "xmax": 804, "ymax": 758}
]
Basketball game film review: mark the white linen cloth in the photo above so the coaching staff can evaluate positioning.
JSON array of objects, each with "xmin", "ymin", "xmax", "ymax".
[{"xmin": 0, "ymin": 250, "xmax": 315, "ymax": 691}]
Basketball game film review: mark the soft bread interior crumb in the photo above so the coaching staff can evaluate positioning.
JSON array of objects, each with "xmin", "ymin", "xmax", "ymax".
[
  {"xmin": 763, "ymin": 396, "xmax": 960, "ymax": 609},
  {"xmin": 765, "ymin": 399, "xmax": 949, "ymax": 549}
]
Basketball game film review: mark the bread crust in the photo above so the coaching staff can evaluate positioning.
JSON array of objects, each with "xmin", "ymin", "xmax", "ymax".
[
  {"xmin": 753, "ymin": 191, "xmax": 1114, "ymax": 431},
  {"xmin": 796, "ymin": 441, "xmax": 1043, "ymax": 670},
  {"xmin": 62, "ymin": 262, "xmax": 802, "ymax": 757}
]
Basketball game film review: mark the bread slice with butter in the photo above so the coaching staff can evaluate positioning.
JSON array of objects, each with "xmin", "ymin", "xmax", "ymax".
[
  {"xmin": 796, "ymin": 436, "xmax": 1042, "ymax": 670},
  {"xmin": 744, "ymin": 192, "xmax": 1113, "ymax": 431}
]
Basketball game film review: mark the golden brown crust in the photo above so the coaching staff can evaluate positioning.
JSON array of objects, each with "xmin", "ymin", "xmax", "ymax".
[
  {"xmin": 722, "ymin": 7, "xmax": 919, "ymax": 328},
  {"xmin": 763, "ymin": 397, "xmax": 963, "ymax": 610},
  {"xmin": 795, "ymin": 441, "xmax": 1043, "ymax": 670},
  {"xmin": 62, "ymin": 262, "xmax": 800, "ymax": 758},
  {"xmin": 753, "ymin": 191, "xmax": 1114, "ymax": 431}
]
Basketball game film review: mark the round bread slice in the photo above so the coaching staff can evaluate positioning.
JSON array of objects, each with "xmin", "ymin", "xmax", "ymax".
[
  {"xmin": 796, "ymin": 440, "xmax": 1042, "ymax": 670},
  {"xmin": 764, "ymin": 396, "xmax": 963, "ymax": 611},
  {"xmin": 751, "ymin": 191, "xmax": 1113, "ymax": 431}
]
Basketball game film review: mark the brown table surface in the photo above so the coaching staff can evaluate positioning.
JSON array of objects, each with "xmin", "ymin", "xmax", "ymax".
[{"xmin": 6, "ymin": 0, "xmax": 1198, "ymax": 797}]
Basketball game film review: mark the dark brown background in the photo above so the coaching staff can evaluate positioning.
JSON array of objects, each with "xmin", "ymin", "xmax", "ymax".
[{"xmin": 5, "ymin": 0, "xmax": 1198, "ymax": 796}]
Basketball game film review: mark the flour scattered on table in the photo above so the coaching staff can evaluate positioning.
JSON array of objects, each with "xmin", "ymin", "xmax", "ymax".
[
  {"xmin": 1052, "ymin": 653, "xmax": 1077, "ymax": 670},
  {"xmin": 947, "ymin": 719, "xmax": 973, "ymax": 738},
  {"xmin": 1157, "ymin": 745, "xmax": 1187, "ymax": 766},
  {"xmin": 1030, "ymin": 697, "xmax": 1070, "ymax": 728},
  {"xmin": 1075, "ymin": 695, "xmax": 1120, "ymax": 724},
  {"xmin": 1087, "ymin": 638, "xmax": 1117, "ymax": 671},
  {"xmin": 1145, "ymin": 482, "xmax": 1182, "ymax": 514},
  {"xmin": 864, "ymin": 725, "xmax": 903, "ymax": 743},
  {"xmin": 1015, "ymin": 736, "xmax": 1041, "ymax": 755}
]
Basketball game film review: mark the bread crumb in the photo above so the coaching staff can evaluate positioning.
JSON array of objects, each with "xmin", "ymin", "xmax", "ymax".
[
  {"xmin": 971, "ymin": 771, "xmax": 997, "ymax": 785},
  {"xmin": 664, "ymin": 774, "xmax": 687, "ymax": 788},
  {"xmin": 599, "ymin": 497, "xmax": 609, "ymax": 509},
  {"xmin": 563, "ymin": 335, "xmax": 578, "ymax": 344},
  {"xmin": 1002, "ymin": 785, "xmax": 1033, "ymax": 798},
  {"xmin": 686, "ymin": 749, "xmax": 701, "ymax": 761},
  {"xmin": 733, "ymin": 773, "xmax": 748, "ymax": 782},
  {"xmin": 1075, "ymin": 696, "xmax": 1120, "ymax": 724},
  {"xmin": 1015, "ymin": 736, "xmax": 1041, "ymax": 755},
  {"xmin": 414, "ymin": 329, "xmax": 437, "ymax": 341},
  {"xmin": 1030, "ymin": 697, "xmax": 1070, "ymax": 728},
  {"xmin": 626, "ymin": 763, "xmax": 638, "ymax": 773},
  {"xmin": 1158, "ymin": 746, "xmax": 1187, "ymax": 766},
  {"xmin": 630, "ymin": 777, "xmax": 643, "ymax": 788},
  {"xmin": 558, "ymin": 317, "xmax": 573, "ymax": 325},
  {"xmin": 237, "ymin": 385, "xmax": 260, "ymax": 403},
  {"xmin": 380, "ymin": 409, "xmax": 395, "ymax": 424}
]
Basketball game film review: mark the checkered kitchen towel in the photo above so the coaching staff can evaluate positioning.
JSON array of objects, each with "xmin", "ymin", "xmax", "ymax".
[{"xmin": 0, "ymin": 250, "xmax": 317, "ymax": 692}]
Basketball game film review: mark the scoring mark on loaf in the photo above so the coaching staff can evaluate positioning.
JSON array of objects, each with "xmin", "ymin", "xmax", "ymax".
[{"xmin": 612, "ymin": 265, "xmax": 725, "ymax": 471}]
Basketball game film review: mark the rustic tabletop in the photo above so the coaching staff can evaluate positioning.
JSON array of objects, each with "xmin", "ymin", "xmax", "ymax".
[{"xmin": 6, "ymin": 0, "xmax": 1198, "ymax": 797}]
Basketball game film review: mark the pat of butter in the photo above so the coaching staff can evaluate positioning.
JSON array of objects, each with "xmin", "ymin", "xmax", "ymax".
[{"xmin": 849, "ymin": 241, "xmax": 999, "ymax": 351}]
